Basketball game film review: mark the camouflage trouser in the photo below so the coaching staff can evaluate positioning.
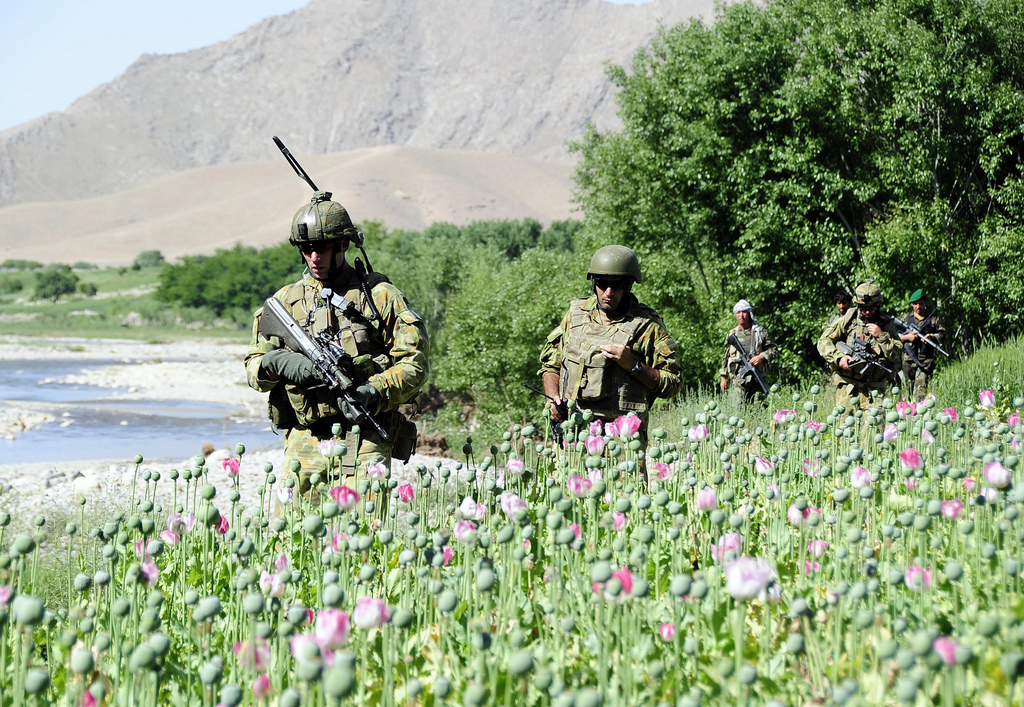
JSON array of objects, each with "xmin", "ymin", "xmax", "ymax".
[
  {"xmin": 834, "ymin": 379, "xmax": 888, "ymax": 412},
  {"xmin": 727, "ymin": 376, "xmax": 765, "ymax": 406},
  {"xmin": 283, "ymin": 427, "xmax": 390, "ymax": 496},
  {"xmin": 902, "ymin": 361, "xmax": 931, "ymax": 401}
]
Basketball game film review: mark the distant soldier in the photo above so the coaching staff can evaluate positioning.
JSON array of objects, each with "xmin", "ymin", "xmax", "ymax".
[
  {"xmin": 245, "ymin": 192, "xmax": 428, "ymax": 493},
  {"xmin": 899, "ymin": 288, "xmax": 946, "ymax": 400},
  {"xmin": 539, "ymin": 245, "xmax": 682, "ymax": 435},
  {"xmin": 818, "ymin": 281, "xmax": 902, "ymax": 411},
  {"xmin": 719, "ymin": 300, "xmax": 775, "ymax": 404},
  {"xmin": 829, "ymin": 290, "xmax": 853, "ymax": 326}
]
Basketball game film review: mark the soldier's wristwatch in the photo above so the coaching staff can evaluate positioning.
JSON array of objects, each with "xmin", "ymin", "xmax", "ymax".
[{"xmin": 629, "ymin": 360, "xmax": 643, "ymax": 378}]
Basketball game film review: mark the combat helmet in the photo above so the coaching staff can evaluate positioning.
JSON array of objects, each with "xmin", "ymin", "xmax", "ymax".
[
  {"xmin": 289, "ymin": 191, "xmax": 362, "ymax": 246},
  {"xmin": 854, "ymin": 281, "xmax": 883, "ymax": 307},
  {"xmin": 587, "ymin": 245, "xmax": 643, "ymax": 284}
]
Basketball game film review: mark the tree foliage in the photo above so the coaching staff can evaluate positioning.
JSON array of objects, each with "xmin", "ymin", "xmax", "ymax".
[
  {"xmin": 574, "ymin": 0, "xmax": 1024, "ymax": 382},
  {"xmin": 34, "ymin": 268, "xmax": 79, "ymax": 302}
]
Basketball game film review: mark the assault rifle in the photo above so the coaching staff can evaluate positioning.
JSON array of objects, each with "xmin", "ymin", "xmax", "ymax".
[
  {"xmin": 523, "ymin": 383, "xmax": 568, "ymax": 443},
  {"xmin": 835, "ymin": 339, "xmax": 895, "ymax": 377},
  {"xmin": 259, "ymin": 296, "xmax": 390, "ymax": 441},
  {"xmin": 726, "ymin": 333, "xmax": 769, "ymax": 394},
  {"xmin": 892, "ymin": 316, "xmax": 949, "ymax": 357}
]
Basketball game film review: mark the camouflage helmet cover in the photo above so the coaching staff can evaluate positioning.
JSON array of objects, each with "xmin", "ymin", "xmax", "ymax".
[
  {"xmin": 289, "ymin": 191, "xmax": 362, "ymax": 246},
  {"xmin": 854, "ymin": 281, "xmax": 883, "ymax": 307},
  {"xmin": 587, "ymin": 245, "xmax": 643, "ymax": 284}
]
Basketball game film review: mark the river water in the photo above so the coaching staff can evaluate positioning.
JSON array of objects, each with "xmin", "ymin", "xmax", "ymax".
[{"xmin": 0, "ymin": 360, "xmax": 279, "ymax": 464}]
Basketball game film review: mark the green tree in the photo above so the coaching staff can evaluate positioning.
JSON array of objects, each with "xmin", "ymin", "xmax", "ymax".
[
  {"xmin": 133, "ymin": 250, "xmax": 165, "ymax": 268},
  {"xmin": 574, "ymin": 0, "xmax": 1024, "ymax": 381},
  {"xmin": 34, "ymin": 268, "xmax": 79, "ymax": 302}
]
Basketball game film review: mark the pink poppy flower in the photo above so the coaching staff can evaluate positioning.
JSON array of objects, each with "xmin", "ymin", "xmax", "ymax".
[
  {"xmin": 353, "ymin": 597, "xmax": 389, "ymax": 629},
  {"xmin": 905, "ymin": 565, "xmax": 932, "ymax": 591},
  {"xmin": 397, "ymin": 484, "xmax": 414, "ymax": 503},
  {"xmin": 252, "ymin": 674, "xmax": 271, "ymax": 701},
  {"xmin": 134, "ymin": 539, "xmax": 149, "ymax": 559},
  {"xmin": 696, "ymin": 487, "xmax": 717, "ymax": 512},
  {"xmin": 567, "ymin": 475, "xmax": 592, "ymax": 498},
  {"xmin": 943, "ymin": 407, "xmax": 958, "ymax": 422},
  {"xmin": 787, "ymin": 504, "xmax": 804, "ymax": 526},
  {"xmin": 259, "ymin": 571, "xmax": 284, "ymax": 598},
  {"xmin": 603, "ymin": 419, "xmax": 620, "ymax": 438},
  {"xmin": 904, "ymin": 478, "xmax": 918, "ymax": 491},
  {"xmin": 159, "ymin": 530, "xmax": 179, "ymax": 547},
  {"xmin": 922, "ymin": 428, "xmax": 935, "ymax": 445},
  {"xmin": 610, "ymin": 566, "xmax": 634, "ymax": 596},
  {"xmin": 851, "ymin": 466, "xmax": 871, "ymax": 489},
  {"xmin": 804, "ymin": 420, "xmax": 824, "ymax": 433},
  {"xmin": 933, "ymin": 637, "xmax": 957, "ymax": 666},
  {"xmin": 140, "ymin": 561, "xmax": 159, "ymax": 585},
  {"xmin": 366, "ymin": 462, "xmax": 387, "ymax": 479},
  {"xmin": 275, "ymin": 554, "xmax": 289, "ymax": 571},
  {"xmin": 506, "ymin": 458, "xmax": 526, "ymax": 476},
  {"xmin": 217, "ymin": 516, "xmax": 229, "ymax": 534},
  {"xmin": 222, "ymin": 458, "xmax": 240, "ymax": 477},
  {"xmin": 589, "ymin": 420, "xmax": 604, "ymax": 436},
  {"xmin": 652, "ymin": 462, "xmax": 673, "ymax": 481},
  {"xmin": 587, "ymin": 469, "xmax": 604, "ymax": 485},
  {"xmin": 277, "ymin": 488, "xmax": 294, "ymax": 505},
  {"xmin": 807, "ymin": 540, "xmax": 829, "ymax": 557},
  {"xmin": 659, "ymin": 623, "xmax": 677, "ymax": 642},
  {"xmin": 803, "ymin": 560, "xmax": 821, "ymax": 575},
  {"xmin": 585, "ymin": 435, "xmax": 606, "ymax": 456},
  {"xmin": 766, "ymin": 483, "xmax": 780, "ymax": 501},
  {"xmin": 453, "ymin": 520, "xmax": 477, "ymax": 543},
  {"xmin": 80, "ymin": 691, "xmax": 97, "ymax": 707},
  {"xmin": 941, "ymin": 500, "xmax": 964, "ymax": 520},
  {"xmin": 896, "ymin": 401, "xmax": 915, "ymax": 418},
  {"xmin": 802, "ymin": 459, "xmax": 818, "ymax": 477},
  {"xmin": 964, "ymin": 477, "xmax": 977, "ymax": 492},
  {"xmin": 167, "ymin": 513, "xmax": 195, "ymax": 536},
  {"xmin": 985, "ymin": 461, "xmax": 1012, "ymax": 488},
  {"xmin": 1009, "ymin": 413, "xmax": 1022, "ymax": 429},
  {"xmin": 614, "ymin": 414, "xmax": 642, "ymax": 438},
  {"xmin": 569, "ymin": 523, "xmax": 582, "ymax": 540},
  {"xmin": 500, "ymin": 492, "xmax": 527, "ymax": 517},
  {"xmin": 724, "ymin": 557, "xmax": 775, "ymax": 600},
  {"xmin": 980, "ymin": 487, "xmax": 998, "ymax": 503},
  {"xmin": 233, "ymin": 638, "xmax": 271, "ymax": 671},
  {"xmin": 314, "ymin": 608, "xmax": 350, "ymax": 649},
  {"xmin": 318, "ymin": 439, "xmax": 342, "ymax": 458},
  {"xmin": 611, "ymin": 512, "xmax": 628, "ymax": 532},
  {"xmin": 754, "ymin": 456, "xmax": 774, "ymax": 475},
  {"xmin": 458, "ymin": 496, "xmax": 486, "ymax": 521},
  {"xmin": 290, "ymin": 633, "xmax": 321, "ymax": 661},
  {"xmin": 710, "ymin": 533, "xmax": 742, "ymax": 562},
  {"xmin": 327, "ymin": 531, "xmax": 349, "ymax": 553},
  {"xmin": 979, "ymin": 389, "xmax": 995, "ymax": 409},
  {"xmin": 688, "ymin": 424, "xmax": 709, "ymax": 442},
  {"xmin": 883, "ymin": 424, "xmax": 899, "ymax": 443},
  {"xmin": 899, "ymin": 448, "xmax": 923, "ymax": 471},
  {"xmin": 329, "ymin": 485, "xmax": 361, "ymax": 510},
  {"xmin": 773, "ymin": 409, "xmax": 796, "ymax": 424},
  {"xmin": 442, "ymin": 545, "xmax": 454, "ymax": 566}
]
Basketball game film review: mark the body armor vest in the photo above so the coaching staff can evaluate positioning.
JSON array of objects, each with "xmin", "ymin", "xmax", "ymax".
[{"xmin": 559, "ymin": 298, "xmax": 651, "ymax": 419}]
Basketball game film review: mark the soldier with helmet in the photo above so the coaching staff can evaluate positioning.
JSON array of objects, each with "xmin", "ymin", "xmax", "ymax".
[
  {"xmin": 817, "ymin": 280, "xmax": 902, "ymax": 410},
  {"xmin": 538, "ymin": 245, "xmax": 681, "ymax": 434},
  {"xmin": 245, "ymin": 191, "xmax": 429, "ymax": 493}
]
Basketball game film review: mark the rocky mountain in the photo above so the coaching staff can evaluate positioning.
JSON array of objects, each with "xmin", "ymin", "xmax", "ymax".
[{"xmin": 0, "ymin": 0, "xmax": 712, "ymax": 207}]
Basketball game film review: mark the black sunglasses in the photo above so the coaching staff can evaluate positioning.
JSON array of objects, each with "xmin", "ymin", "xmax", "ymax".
[
  {"xmin": 297, "ymin": 241, "xmax": 334, "ymax": 255},
  {"xmin": 594, "ymin": 278, "xmax": 628, "ymax": 292}
]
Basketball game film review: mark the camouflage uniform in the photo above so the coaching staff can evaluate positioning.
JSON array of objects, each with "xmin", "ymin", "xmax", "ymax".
[
  {"xmin": 901, "ymin": 310, "xmax": 945, "ymax": 401},
  {"xmin": 719, "ymin": 324, "xmax": 775, "ymax": 405},
  {"xmin": 817, "ymin": 308, "xmax": 901, "ymax": 411},
  {"xmin": 246, "ymin": 270, "xmax": 428, "ymax": 492},
  {"xmin": 539, "ymin": 294, "xmax": 681, "ymax": 428}
]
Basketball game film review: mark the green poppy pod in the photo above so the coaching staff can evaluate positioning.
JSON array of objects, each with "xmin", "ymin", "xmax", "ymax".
[
  {"xmin": 70, "ymin": 648, "xmax": 95, "ymax": 675},
  {"xmin": 220, "ymin": 685, "xmax": 243, "ymax": 707},
  {"xmin": 438, "ymin": 590, "xmax": 458, "ymax": 613},
  {"xmin": 12, "ymin": 595, "xmax": 45, "ymax": 626},
  {"xmin": 192, "ymin": 596, "xmax": 222, "ymax": 623},
  {"xmin": 509, "ymin": 651, "xmax": 534, "ymax": 676},
  {"xmin": 392, "ymin": 608, "xmax": 414, "ymax": 629},
  {"xmin": 148, "ymin": 633, "xmax": 171, "ymax": 656},
  {"xmin": 463, "ymin": 684, "xmax": 488, "ymax": 706},
  {"xmin": 434, "ymin": 676, "xmax": 452, "ymax": 698},
  {"xmin": 24, "ymin": 668, "xmax": 50, "ymax": 694},
  {"xmin": 280, "ymin": 688, "xmax": 301, "ymax": 707},
  {"xmin": 128, "ymin": 644, "xmax": 157, "ymax": 672},
  {"xmin": 324, "ymin": 667, "xmax": 356, "ymax": 698},
  {"xmin": 577, "ymin": 687, "xmax": 602, "ymax": 707},
  {"xmin": 786, "ymin": 634, "xmax": 805, "ymax": 655}
]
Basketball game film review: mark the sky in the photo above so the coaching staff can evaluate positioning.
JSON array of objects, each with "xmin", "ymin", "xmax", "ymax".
[{"xmin": 0, "ymin": 0, "xmax": 647, "ymax": 133}]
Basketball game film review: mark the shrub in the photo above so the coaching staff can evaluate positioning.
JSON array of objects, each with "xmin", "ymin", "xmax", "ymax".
[
  {"xmin": 34, "ymin": 269, "xmax": 79, "ymax": 302},
  {"xmin": 133, "ymin": 250, "xmax": 165, "ymax": 268},
  {"xmin": 79, "ymin": 282, "xmax": 98, "ymax": 297}
]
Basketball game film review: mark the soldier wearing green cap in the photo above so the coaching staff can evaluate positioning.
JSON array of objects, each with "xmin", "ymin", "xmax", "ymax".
[
  {"xmin": 818, "ymin": 281, "xmax": 903, "ymax": 410},
  {"xmin": 539, "ymin": 245, "xmax": 682, "ymax": 434},
  {"xmin": 899, "ymin": 289, "xmax": 946, "ymax": 400},
  {"xmin": 245, "ymin": 191, "xmax": 429, "ymax": 494}
]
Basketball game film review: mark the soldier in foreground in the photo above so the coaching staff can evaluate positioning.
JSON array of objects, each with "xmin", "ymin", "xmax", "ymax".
[
  {"xmin": 245, "ymin": 191, "xmax": 428, "ymax": 493},
  {"xmin": 898, "ymin": 288, "xmax": 947, "ymax": 400},
  {"xmin": 539, "ymin": 245, "xmax": 681, "ymax": 437},
  {"xmin": 719, "ymin": 300, "xmax": 775, "ymax": 404},
  {"xmin": 817, "ymin": 281, "xmax": 902, "ymax": 411}
]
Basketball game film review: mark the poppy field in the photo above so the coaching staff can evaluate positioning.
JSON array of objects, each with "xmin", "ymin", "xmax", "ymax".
[{"xmin": 1, "ymin": 384, "xmax": 1023, "ymax": 706}]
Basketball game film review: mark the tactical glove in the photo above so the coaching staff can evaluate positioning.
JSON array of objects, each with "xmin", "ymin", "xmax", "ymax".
[
  {"xmin": 261, "ymin": 350, "xmax": 320, "ymax": 387},
  {"xmin": 353, "ymin": 383, "xmax": 382, "ymax": 415}
]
